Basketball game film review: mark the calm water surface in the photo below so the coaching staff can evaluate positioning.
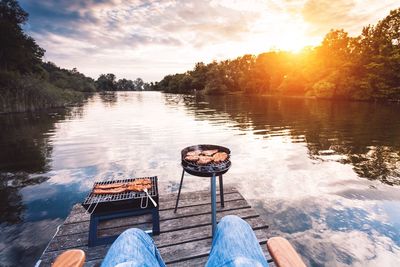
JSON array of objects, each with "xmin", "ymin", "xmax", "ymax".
[{"xmin": 1, "ymin": 92, "xmax": 400, "ymax": 266}]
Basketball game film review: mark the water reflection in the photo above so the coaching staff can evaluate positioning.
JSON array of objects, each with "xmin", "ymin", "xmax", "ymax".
[
  {"xmin": 99, "ymin": 91, "xmax": 118, "ymax": 106},
  {"xmin": 0, "ymin": 107, "xmax": 85, "ymax": 265},
  {"xmin": 0, "ymin": 92, "xmax": 399, "ymax": 266},
  {"xmin": 167, "ymin": 94, "xmax": 400, "ymax": 266},
  {"xmin": 174, "ymin": 94, "xmax": 400, "ymax": 186}
]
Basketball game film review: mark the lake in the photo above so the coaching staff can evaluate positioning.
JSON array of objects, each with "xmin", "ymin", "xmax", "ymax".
[{"xmin": 1, "ymin": 91, "xmax": 400, "ymax": 266}]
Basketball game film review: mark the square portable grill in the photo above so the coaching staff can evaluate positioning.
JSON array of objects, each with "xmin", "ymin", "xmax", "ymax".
[
  {"xmin": 82, "ymin": 176, "xmax": 160, "ymax": 247},
  {"xmin": 82, "ymin": 176, "xmax": 159, "ymax": 214}
]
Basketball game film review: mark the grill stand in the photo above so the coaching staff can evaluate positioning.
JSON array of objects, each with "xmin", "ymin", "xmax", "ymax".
[
  {"xmin": 174, "ymin": 169, "xmax": 224, "ymax": 239},
  {"xmin": 88, "ymin": 207, "xmax": 160, "ymax": 247}
]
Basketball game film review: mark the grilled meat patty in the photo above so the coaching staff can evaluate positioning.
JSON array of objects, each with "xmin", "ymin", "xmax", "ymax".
[
  {"xmin": 186, "ymin": 150, "xmax": 202, "ymax": 156},
  {"xmin": 201, "ymin": 149, "xmax": 219, "ymax": 156},
  {"xmin": 212, "ymin": 152, "xmax": 228, "ymax": 162},
  {"xmin": 185, "ymin": 155, "xmax": 199, "ymax": 161},
  {"xmin": 197, "ymin": 155, "xmax": 213, "ymax": 165}
]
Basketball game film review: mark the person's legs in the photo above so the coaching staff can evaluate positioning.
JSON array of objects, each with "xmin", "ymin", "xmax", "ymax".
[
  {"xmin": 206, "ymin": 215, "xmax": 269, "ymax": 267},
  {"xmin": 101, "ymin": 228, "xmax": 166, "ymax": 267}
]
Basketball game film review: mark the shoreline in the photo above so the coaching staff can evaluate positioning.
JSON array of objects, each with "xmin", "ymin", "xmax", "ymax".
[
  {"xmin": 189, "ymin": 90, "xmax": 400, "ymax": 104},
  {"xmin": 2, "ymin": 90, "xmax": 400, "ymax": 115}
]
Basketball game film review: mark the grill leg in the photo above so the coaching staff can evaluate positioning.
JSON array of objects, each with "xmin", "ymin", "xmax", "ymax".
[
  {"xmin": 174, "ymin": 169, "xmax": 185, "ymax": 213},
  {"xmin": 88, "ymin": 215, "xmax": 99, "ymax": 247},
  {"xmin": 211, "ymin": 173, "xmax": 217, "ymax": 239},
  {"xmin": 152, "ymin": 208, "xmax": 160, "ymax": 235},
  {"xmin": 219, "ymin": 175, "xmax": 224, "ymax": 207}
]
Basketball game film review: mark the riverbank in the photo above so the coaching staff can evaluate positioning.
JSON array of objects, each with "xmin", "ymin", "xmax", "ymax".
[
  {"xmin": 0, "ymin": 86, "xmax": 85, "ymax": 114},
  {"xmin": 0, "ymin": 70, "xmax": 93, "ymax": 114},
  {"xmin": 188, "ymin": 89, "xmax": 400, "ymax": 104}
]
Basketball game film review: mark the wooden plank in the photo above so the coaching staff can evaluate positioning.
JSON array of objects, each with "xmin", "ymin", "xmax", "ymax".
[
  {"xmin": 57, "ymin": 199, "xmax": 252, "ymax": 237},
  {"xmin": 158, "ymin": 186, "xmax": 237, "ymax": 203},
  {"xmin": 100, "ymin": 198, "xmax": 250, "ymax": 229},
  {"xmin": 169, "ymin": 256, "xmax": 209, "ymax": 267},
  {"xmin": 170, "ymin": 246, "xmax": 274, "ymax": 267},
  {"xmin": 39, "ymin": 188, "xmax": 272, "ymax": 267},
  {"xmin": 153, "ymin": 217, "xmax": 267, "ymax": 248},
  {"xmin": 49, "ymin": 198, "xmax": 251, "ymax": 251},
  {"xmin": 84, "ymin": 259, "xmax": 102, "ymax": 267},
  {"xmin": 160, "ymin": 230, "xmax": 268, "ymax": 264},
  {"xmin": 168, "ymin": 247, "xmax": 276, "ymax": 267},
  {"xmin": 64, "ymin": 192, "xmax": 243, "ymax": 225},
  {"xmin": 41, "ymin": 227, "xmax": 269, "ymax": 266},
  {"xmin": 47, "ymin": 216, "xmax": 267, "ymax": 252},
  {"xmin": 99, "ymin": 208, "xmax": 259, "ymax": 237},
  {"xmin": 161, "ymin": 190, "xmax": 240, "ymax": 211}
]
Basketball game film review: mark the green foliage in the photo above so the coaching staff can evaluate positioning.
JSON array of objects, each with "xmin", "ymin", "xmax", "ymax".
[
  {"xmin": 152, "ymin": 8, "xmax": 400, "ymax": 101},
  {"xmin": 0, "ymin": 71, "xmax": 83, "ymax": 113},
  {"xmin": 0, "ymin": 0, "xmax": 95, "ymax": 113},
  {"xmin": 42, "ymin": 62, "xmax": 96, "ymax": 92},
  {"xmin": 311, "ymin": 80, "xmax": 336, "ymax": 98},
  {"xmin": 0, "ymin": 0, "xmax": 153, "ymax": 112},
  {"xmin": 0, "ymin": 0, "xmax": 44, "ymax": 73},
  {"xmin": 95, "ymin": 73, "xmax": 117, "ymax": 91},
  {"xmin": 96, "ymin": 75, "xmax": 149, "ymax": 91},
  {"xmin": 116, "ymin": 78, "xmax": 134, "ymax": 91}
]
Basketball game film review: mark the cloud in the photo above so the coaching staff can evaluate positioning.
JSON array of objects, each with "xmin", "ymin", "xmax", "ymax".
[
  {"xmin": 22, "ymin": 0, "xmax": 259, "ymax": 49},
  {"xmin": 18, "ymin": 0, "xmax": 400, "ymax": 81},
  {"xmin": 301, "ymin": 0, "xmax": 400, "ymax": 36}
]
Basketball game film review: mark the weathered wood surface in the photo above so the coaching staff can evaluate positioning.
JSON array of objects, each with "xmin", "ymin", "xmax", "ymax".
[{"xmin": 38, "ymin": 187, "xmax": 271, "ymax": 266}]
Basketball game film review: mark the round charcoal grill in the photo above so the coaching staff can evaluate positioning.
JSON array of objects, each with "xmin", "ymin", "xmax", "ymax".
[
  {"xmin": 175, "ymin": 144, "xmax": 232, "ymax": 238},
  {"xmin": 181, "ymin": 144, "xmax": 231, "ymax": 177}
]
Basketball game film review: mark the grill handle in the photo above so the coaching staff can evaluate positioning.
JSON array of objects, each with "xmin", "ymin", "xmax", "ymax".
[{"xmin": 144, "ymin": 188, "xmax": 158, "ymax": 207}]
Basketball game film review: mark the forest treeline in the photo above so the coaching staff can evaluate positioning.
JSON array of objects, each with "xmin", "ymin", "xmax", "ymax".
[
  {"xmin": 152, "ymin": 8, "xmax": 400, "ymax": 101},
  {"xmin": 0, "ymin": 0, "xmax": 150, "ymax": 113}
]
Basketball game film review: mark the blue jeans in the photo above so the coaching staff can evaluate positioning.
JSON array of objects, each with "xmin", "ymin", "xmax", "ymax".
[{"xmin": 101, "ymin": 215, "xmax": 269, "ymax": 267}]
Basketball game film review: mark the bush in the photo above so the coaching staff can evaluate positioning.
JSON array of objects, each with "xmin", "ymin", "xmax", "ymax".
[
  {"xmin": 0, "ymin": 71, "xmax": 83, "ymax": 113},
  {"xmin": 312, "ymin": 80, "xmax": 336, "ymax": 98},
  {"xmin": 204, "ymin": 82, "xmax": 227, "ymax": 95}
]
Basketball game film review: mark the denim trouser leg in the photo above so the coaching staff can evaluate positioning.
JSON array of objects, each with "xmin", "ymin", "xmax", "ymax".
[
  {"xmin": 101, "ymin": 228, "xmax": 166, "ymax": 267},
  {"xmin": 206, "ymin": 215, "xmax": 269, "ymax": 267}
]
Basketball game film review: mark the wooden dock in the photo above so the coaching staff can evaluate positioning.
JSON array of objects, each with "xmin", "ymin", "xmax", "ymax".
[{"xmin": 38, "ymin": 187, "xmax": 272, "ymax": 266}]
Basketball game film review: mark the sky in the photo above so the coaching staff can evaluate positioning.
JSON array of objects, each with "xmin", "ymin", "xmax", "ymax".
[{"xmin": 20, "ymin": 0, "xmax": 399, "ymax": 82}]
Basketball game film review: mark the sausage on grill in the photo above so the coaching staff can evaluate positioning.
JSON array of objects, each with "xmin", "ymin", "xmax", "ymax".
[{"xmin": 93, "ymin": 179, "xmax": 152, "ymax": 194}]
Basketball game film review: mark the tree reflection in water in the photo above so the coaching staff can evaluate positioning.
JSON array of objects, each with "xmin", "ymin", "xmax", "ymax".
[
  {"xmin": 99, "ymin": 91, "xmax": 118, "ymax": 106},
  {"xmin": 170, "ymin": 94, "xmax": 400, "ymax": 186},
  {"xmin": 0, "ymin": 107, "xmax": 84, "ymax": 224}
]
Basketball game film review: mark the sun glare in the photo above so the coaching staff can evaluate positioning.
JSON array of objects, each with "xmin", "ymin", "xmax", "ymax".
[{"xmin": 237, "ymin": 13, "xmax": 319, "ymax": 55}]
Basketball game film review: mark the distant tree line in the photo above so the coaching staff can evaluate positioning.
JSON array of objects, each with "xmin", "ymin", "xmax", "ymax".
[
  {"xmin": 95, "ymin": 74, "xmax": 152, "ymax": 91},
  {"xmin": 0, "ymin": 0, "xmax": 149, "ymax": 113},
  {"xmin": 152, "ymin": 8, "xmax": 400, "ymax": 101}
]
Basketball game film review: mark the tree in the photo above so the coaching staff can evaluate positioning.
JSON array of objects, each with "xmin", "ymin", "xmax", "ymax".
[
  {"xmin": 116, "ymin": 78, "xmax": 135, "ymax": 91},
  {"xmin": 95, "ymin": 73, "xmax": 116, "ymax": 91},
  {"xmin": 150, "ymin": 8, "xmax": 400, "ymax": 101},
  {"xmin": 189, "ymin": 62, "xmax": 209, "ymax": 90},
  {"xmin": 133, "ymin": 78, "xmax": 144, "ymax": 91},
  {"xmin": 0, "ymin": 0, "xmax": 45, "ymax": 72}
]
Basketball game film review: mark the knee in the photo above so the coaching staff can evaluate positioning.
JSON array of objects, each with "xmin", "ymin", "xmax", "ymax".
[
  {"xmin": 118, "ymin": 228, "xmax": 148, "ymax": 241},
  {"xmin": 219, "ymin": 215, "xmax": 249, "ymax": 229}
]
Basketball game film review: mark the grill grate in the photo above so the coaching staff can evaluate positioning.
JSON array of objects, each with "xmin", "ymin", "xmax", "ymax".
[{"xmin": 82, "ymin": 176, "xmax": 158, "ymax": 213}]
